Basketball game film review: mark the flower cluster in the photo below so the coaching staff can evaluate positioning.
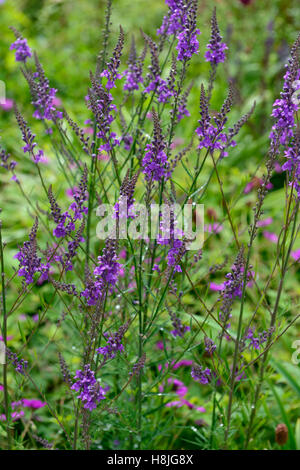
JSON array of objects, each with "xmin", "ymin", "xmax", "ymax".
[
  {"xmin": 196, "ymin": 85, "xmax": 235, "ymax": 156},
  {"xmin": 204, "ymin": 337, "xmax": 216, "ymax": 355},
  {"xmin": 142, "ymin": 110, "xmax": 169, "ymax": 182},
  {"xmin": 270, "ymin": 35, "xmax": 300, "ymax": 151},
  {"xmin": 245, "ymin": 327, "xmax": 274, "ymax": 351},
  {"xmin": 204, "ymin": 8, "xmax": 227, "ymax": 65},
  {"xmin": 14, "ymin": 106, "xmax": 44, "ymax": 163},
  {"xmin": 219, "ymin": 248, "xmax": 245, "ymax": 329},
  {"xmin": 282, "ymin": 135, "xmax": 300, "ymax": 198},
  {"xmin": 124, "ymin": 37, "xmax": 145, "ymax": 92},
  {"xmin": 101, "ymin": 26, "xmax": 124, "ymax": 89},
  {"xmin": 6, "ymin": 349, "xmax": 28, "ymax": 374},
  {"xmin": 88, "ymin": 73, "xmax": 119, "ymax": 152},
  {"xmin": 169, "ymin": 310, "xmax": 190, "ymax": 337},
  {"xmin": 191, "ymin": 364, "xmax": 211, "ymax": 384},
  {"xmin": 48, "ymin": 168, "xmax": 88, "ymax": 242},
  {"xmin": 114, "ymin": 170, "xmax": 139, "ymax": 221},
  {"xmin": 71, "ymin": 365, "xmax": 106, "ymax": 411},
  {"xmin": 14, "ymin": 218, "xmax": 50, "ymax": 285},
  {"xmin": 157, "ymin": 0, "xmax": 189, "ymax": 36},
  {"xmin": 176, "ymin": 0, "xmax": 200, "ymax": 62},
  {"xmin": 10, "ymin": 30, "xmax": 32, "ymax": 63},
  {"xmin": 158, "ymin": 0, "xmax": 200, "ymax": 63},
  {"xmin": 97, "ymin": 323, "xmax": 128, "ymax": 361},
  {"xmin": 0, "ymin": 146, "xmax": 17, "ymax": 172},
  {"xmin": 23, "ymin": 54, "xmax": 63, "ymax": 122},
  {"xmin": 81, "ymin": 239, "xmax": 121, "ymax": 305}
]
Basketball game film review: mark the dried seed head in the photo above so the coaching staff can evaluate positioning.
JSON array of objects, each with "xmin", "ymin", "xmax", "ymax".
[{"xmin": 275, "ymin": 423, "xmax": 288, "ymax": 446}]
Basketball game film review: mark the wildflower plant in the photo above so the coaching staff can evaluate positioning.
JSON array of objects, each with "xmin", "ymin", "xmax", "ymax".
[{"xmin": 0, "ymin": 0, "xmax": 299, "ymax": 452}]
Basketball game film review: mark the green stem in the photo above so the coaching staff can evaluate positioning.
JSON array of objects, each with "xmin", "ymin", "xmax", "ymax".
[{"xmin": 0, "ymin": 218, "xmax": 11, "ymax": 449}]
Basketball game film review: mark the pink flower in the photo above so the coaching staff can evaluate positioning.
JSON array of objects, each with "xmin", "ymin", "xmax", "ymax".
[
  {"xmin": 291, "ymin": 249, "xmax": 300, "ymax": 262},
  {"xmin": 0, "ymin": 410, "xmax": 25, "ymax": 421},
  {"xmin": 0, "ymin": 335, "xmax": 13, "ymax": 341},
  {"xmin": 168, "ymin": 378, "xmax": 188, "ymax": 398},
  {"xmin": 274, "ymin": 161, "xmax": 283, "ymax": 173},
  {"xmin": 172, "ymin": 360, "xmax": 193, "ymax": 370},
  {"xmin": 257, "ymin": 217, "xmax": 273, "ymax": 227},
  {"xmin": 156, "ymin": 341, "xmax": 164, "ymax": 350},
  {"xmin": 263, "ymin": 231, "xmax": 278, "ymax": 243},
  {"xmin": 98, "ymin": 152, "xmax": 109, "ymax": 161},
  {"xmin": 170, "ymin": 138, "xmax": 184, "ymax": 150},
  {"xmin": 209, "ymin": 282, "xmax": 225, "ymax": 292},
  {"xmin": 66, "ymin": 186, "xmax": 79, "ymax": 199},
  {"xmin": 22, "ymin": 398, "xmax": 46, "ymax": 409},
  {"xmin": 38, "ymin": 154, "xmax": 49, "ymax": 165},
  {"xmin": 0, "ymin": 98, "xmax": 14, "ymax": 111},
  {"xmin": 84, "ymin": 127, "xmax": 94, "ymax": 135},
  {"xmin": 204, "ymin": 223, "xmax": 223, "ymax": 234},
  {"xmin": 244, "ymin": 177, "xmax": 273, "ymax": 194},
  {"xmin": 52, "ymin": 96, "xmax": 62, "ymax": 107}
]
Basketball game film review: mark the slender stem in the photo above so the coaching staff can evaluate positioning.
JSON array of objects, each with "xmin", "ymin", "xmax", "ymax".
[{"xmin": 0, "ymin": 218, "xmax": 11, "ymax": 449}]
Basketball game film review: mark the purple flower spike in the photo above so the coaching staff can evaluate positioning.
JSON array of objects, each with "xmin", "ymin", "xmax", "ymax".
[
  {"xmin": 176, "ymin": 1, "xmax": 200, "ymax": 62},
  {"xmin": 10, "ymin": 34, "xmax": 32, "ymax": 63},
  {"xmin": 142, "ymin": 110, "xmax": 169, "ymax": 182},
  {"xmin": 14, "ymin": 218, "xmax": 50, "ymax": 285},
  {"xmin": 191, "ymin": 364, "xmax": 211, "ymax": 384},
  {"xmin": 97, "ymin": 323, "xmax": 128, "ymax": 361},
  {"xmin": 205, "ymin": 8, "xmax": 227, "ymax": 65},
  {"xmin": 71, "ymin": 365, "xmax": 106, "ymax": 411}
]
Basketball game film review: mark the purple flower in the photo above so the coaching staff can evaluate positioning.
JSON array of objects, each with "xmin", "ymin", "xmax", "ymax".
[
  {"xmin": 282, "ymin": 135, "xmax": 300, "ymax": 199},
  {"xmin": 219, "ymin": 248, "xmax": 245, "ymax": 329},
  {"xmin": 124, "ymin": 37, "xmax": 145, "ymax": 92},
  {"xmin": 196, "ymin": 85, "xmax": 235, "ymax": 155},
  {"xmin": 14, "ymin": 218, "xmax": 50, "ymax": 285},
  {"xmin": 204, "ymin": 337, "xmax": 216, "ymax": 355},
  {"xmin": 191, "ymin": 364, "xmax": 211, "ymax": 384},
  {"xmin": 101, "ymin": 26, "xmax": 124, "ymax": 90},
  {"xmin": 0, "ymin": 146, "xmax": 17, "ymax": 171},
  {"xmin": 94, "ymin": 239, "xmax": 121, "ymax": 285},
  {"xmin": 6, "ymin": 349, "xmax": 28, "ymax": 375},
  {"xmin": 176, "ymin": 1, "xmax": 200, "ymax": 62},
  {"xmin": 88, "ymin": 75, "xmax": 119, "ymax": 153},
  {"xmin": 169, "ymin": 310, "xmax": 190, "ymax": 337},
  {"xmin": 10, "ymin": 36, "xmax": 32, "ymax": 63},
  {"xmin": 24, "ymin": 55, "xmax": 62, "ymax": 122},
  {"xmin": 97, "ymin": 323, "xmax": 128, "ymax": 361},
  {"xmin": 157, "ymin": 0, "xmax": 189, "ymax": 36},
  {"xmin": 71, "ymin": 365, "xmax": 106, "ymax": 411},
  {"xmin": 48, "ymin": 168, "xmax": 87, "ymax": 246},
  {"xmin": 204, "ymin": 8, "xmax": 227, "ymax": 65},
  {"xmin": 81, "ymin": 239, "xmax": 121, "ymax": 305},
  {"xmin": 142, "ymin": 110, "xmax": 169, "ymax": 182},
  {"xmin": 14, "ymin": 106, "xmax": 45, "ymax": 163},
  {"xmin": 269, "ymin": 35, "xmax": 300, "ymax": 151},
  {"xmin": 245, "ymin": 327, "xmax": 274, "ymax": 351}
]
